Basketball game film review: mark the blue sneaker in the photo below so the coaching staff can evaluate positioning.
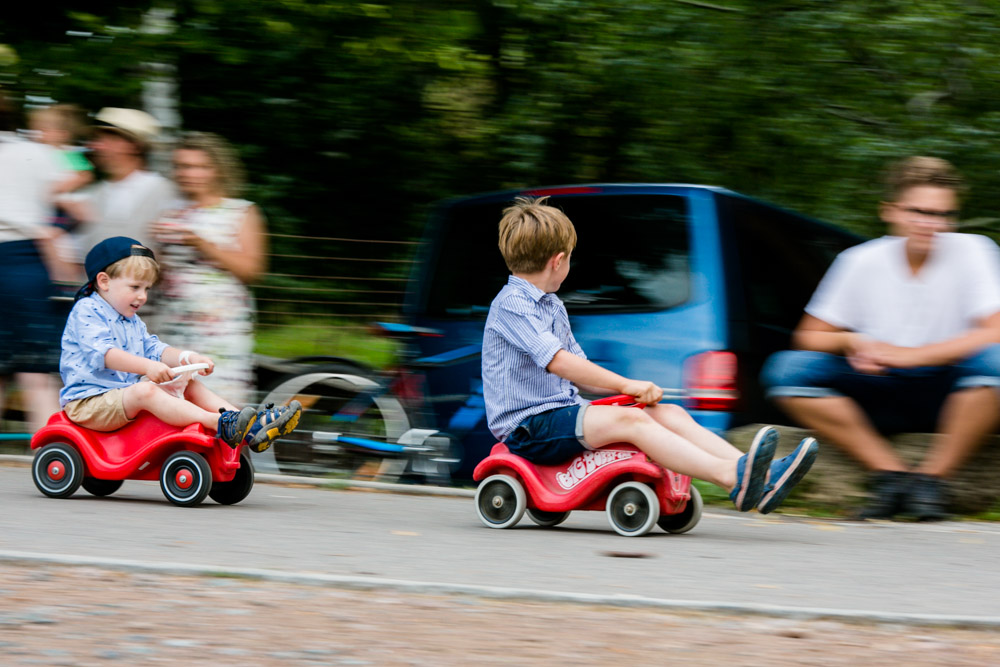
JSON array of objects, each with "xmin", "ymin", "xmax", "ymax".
[
  {"xmin": 217, "ymin": 406, "xmax": 258, "ymax": 449},
  {"xmin": 757, "ymin": 437, "xmax": 819, "ymax": 515},
  {"xmin": 245, "ymin": 400, "xmax": 303, "ymax": 453},
  {"xmin": 730, "ymin": 426, "xmax": 778, "ymax": 511}
]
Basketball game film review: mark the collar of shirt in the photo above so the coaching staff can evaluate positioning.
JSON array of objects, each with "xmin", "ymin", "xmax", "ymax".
[
  {"xmin": 85, "ymin": 293, "xmax": 130, "ymax": 323},
  {"xmin": 508, "ymin": 275, "xmax": 559, "ymax": 305}
]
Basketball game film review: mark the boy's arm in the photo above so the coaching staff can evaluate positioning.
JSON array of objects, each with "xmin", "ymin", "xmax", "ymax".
[
  {"xmin": 547, "ymin": 350, "xmax": 663, "ymax": 404},
  {"xmin": 104, "ymin": 348, "xmax": 174, "ymax": 383}
]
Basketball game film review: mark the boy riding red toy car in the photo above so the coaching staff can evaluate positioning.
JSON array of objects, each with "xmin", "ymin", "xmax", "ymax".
[
  {"xmin": 473, "ymin": 395, "xmax": 702, "ymax": 537},
  {"xmin": 31, "ymin": 364, "xmax": 255, "ymax": 507}
]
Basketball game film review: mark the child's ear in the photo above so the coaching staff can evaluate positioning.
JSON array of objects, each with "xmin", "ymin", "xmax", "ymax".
[
  {"xmin": 95, "ymin": 272, "xmax": 111, "ymax": 291},
  {"xmin": 551, "ymin": 251, "xmax": 566, "ymax": 269}
]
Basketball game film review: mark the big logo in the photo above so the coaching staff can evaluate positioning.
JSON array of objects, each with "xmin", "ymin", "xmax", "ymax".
[{"xmin": 555, "ymin": 449, "xmax": 636, "ymax": 490}]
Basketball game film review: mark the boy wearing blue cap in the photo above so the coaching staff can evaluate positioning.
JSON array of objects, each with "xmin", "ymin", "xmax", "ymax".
[{"xmin": 60, "ymin": 236, "xmax": 301, "ymax": 451}]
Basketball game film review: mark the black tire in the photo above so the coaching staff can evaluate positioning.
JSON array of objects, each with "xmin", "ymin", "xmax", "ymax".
[
  {"xmin": 160, "ymin": 451, "xmax": 212, "ymax": 507},
  {"xmin": 32, "ymin": 443, "xmax": 85, "ymax": 499},
  {"xmin": 657, "ymin": 485, "xmax": 703, "ymax": 534},
  {"xmin": 475, "ymin": 474, "xmax": 526, "ymax": 529},
  {"xmin": 258, "ymin": 364, "xmax": 411, "ymax": 481},
  {"xmin": 82, "ymin": 478, "xmax": 123, "ymax": 497},
  {"xmin": 209, "ymin": 451, "xmax": 255, "ymax": 505},
  {"xmin": 526, "ymin": 508, "xmax": 570, "ymax": 527},
  {"xmin": 606, "ymin": 481, "xmax": 660, "ymax": 537}
]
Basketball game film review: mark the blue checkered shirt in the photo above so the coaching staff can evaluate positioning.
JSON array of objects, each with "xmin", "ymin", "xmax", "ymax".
[
  {"xmin": 482, "ymin": 275, "xmax": 587, "ymax": 440},
  {"xmin": 59, "ymin": 294, "xmax": 168, "ymax": 407}
]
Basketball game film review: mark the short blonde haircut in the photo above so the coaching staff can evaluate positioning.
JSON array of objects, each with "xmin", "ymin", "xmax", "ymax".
[
  {"xmin": 176, "ymin": 131, "xmax": 246, "ymax": 197},
  {"xmin": 30, "ymin": 104, "xmax": 89, "ymax": 142},
  {"xmin": 104, "ymin": 254, "xmax": 160, "ymax": 285},
  {"xmin": 498, "ymin": 196, "xmax": 577, "ymax": 273},
  {"xmin": 884, "ymin": 156, "xmax": 964, "ymax": 201}
]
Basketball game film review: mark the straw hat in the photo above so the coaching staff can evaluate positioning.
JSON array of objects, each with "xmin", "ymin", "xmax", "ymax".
[{"xmin": 93, "ymin": 107, "xmax": 160, "ymax": 149}]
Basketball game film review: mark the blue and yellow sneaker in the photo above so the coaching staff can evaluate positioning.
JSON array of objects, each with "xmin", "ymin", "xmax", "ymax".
[
  {"xmin": 730, "ymin": 426, "xmax": 779, "ymax": 511},
  {"xmin": 245, "ymin": 400, "xmax": 303, "ymax": 453},
  {"xmin": 217, "ymin": 406, "xmax": 258, "ymax": 449},
  {"xmin": 757, "ymin": 437, "xmax": 819, "ymax": 515}
]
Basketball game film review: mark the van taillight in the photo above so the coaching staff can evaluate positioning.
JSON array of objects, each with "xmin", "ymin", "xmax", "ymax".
[{"xmin": 683, "ymin": 351, "xmax": 740, "ymax": 411}]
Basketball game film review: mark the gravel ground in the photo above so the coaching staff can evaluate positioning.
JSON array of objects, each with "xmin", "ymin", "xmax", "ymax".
[{"xmin": 1, "ymin": 564, "xmax": 998, "ymax": 665}]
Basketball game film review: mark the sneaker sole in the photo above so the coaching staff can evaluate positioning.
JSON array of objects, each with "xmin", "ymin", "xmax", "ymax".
[
  {"xmin": 733, "ymin": 427, "xmax": 778, "ymax": 511},
  {"xmin": 757, "ymin": 437, "xmax": 819, "ymax": 514},
  {"xmin": 250, "ymin": 401, "xmax": 303, "ymax": 453}
]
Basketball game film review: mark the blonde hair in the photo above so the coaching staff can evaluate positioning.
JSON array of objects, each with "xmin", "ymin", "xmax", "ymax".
[
  {"xmin": 105, "ymin": 254, "xmax": 160, "ymax": 284},
  {"xmin": 884, "ymin": 156, "xmax": 964, "ymax": 201},
  {"xmin": 175, "ymin": 131, "xmax": 246, "ymax": 197},
  {"xmin": 30, "ymin": 104, "xmax": 89, "ymax": 142},
  {"xmin": 498, "ymin": 196, "xmax": 577, "ymax": 273}
]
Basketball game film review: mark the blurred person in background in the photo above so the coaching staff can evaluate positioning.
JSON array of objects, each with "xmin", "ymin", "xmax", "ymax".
[
  {"xmin": 0, "ymin": 92, "xmax": 66, "ymax": 433},
  {"xmin": 65, "ymin": 107, "xmax": 176, "ymax": 255},
  {"xmin": 149, "ymin": 132, "xmax": 266, "ymax": 406},
  {"xmin": 761, "ymin": 157, "xmax": 1000, "ymax": 521}
]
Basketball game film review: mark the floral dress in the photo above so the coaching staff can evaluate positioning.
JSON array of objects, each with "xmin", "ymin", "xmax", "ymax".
[{"xmin": 154, "ymin": 198, "xmax": 256, "ymax": 405}]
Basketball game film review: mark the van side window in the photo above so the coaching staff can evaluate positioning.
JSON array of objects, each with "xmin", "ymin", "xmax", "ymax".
[{"xmin": 423, "ymin": 195, "xmax": 691, "ymax": 317}]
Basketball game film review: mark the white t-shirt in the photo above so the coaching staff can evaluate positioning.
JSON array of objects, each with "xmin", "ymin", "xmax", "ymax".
[
  {"xmin": 77, "ymin": 169, "xmax": 176, "ymax": 253},
  {"xmin": 0, "ymin": 134, "xmax": 63, "ymax": 242},
  {"xmin": 806, "ymin": 233, "xmax": 1000, "ymax": 347}
]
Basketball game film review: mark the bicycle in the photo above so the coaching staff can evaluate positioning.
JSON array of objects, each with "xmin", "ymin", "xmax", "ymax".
[{"xmin": 253, "ymin": 322, "xmax": 482, "ymax": 484}]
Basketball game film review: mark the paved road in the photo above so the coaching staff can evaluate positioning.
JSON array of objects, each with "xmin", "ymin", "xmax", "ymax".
[{"xmin": 2, "ymin": 466, "xmax": 999, "ymax": 623}]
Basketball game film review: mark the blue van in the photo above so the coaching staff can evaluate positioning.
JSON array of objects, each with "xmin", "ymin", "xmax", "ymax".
[{"xmin": 405, "ymin": 184, "xmax": 863, "ymax": 479}]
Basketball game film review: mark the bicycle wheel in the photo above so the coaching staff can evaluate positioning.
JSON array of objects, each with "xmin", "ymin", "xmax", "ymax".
[{"xmin": 256, "ymin": 364, "xmax": 412, "ymax": 481}]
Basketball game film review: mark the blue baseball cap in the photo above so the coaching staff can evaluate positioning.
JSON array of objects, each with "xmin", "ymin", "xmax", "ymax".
[{"xmin": 76, "ymin": 236, "xmax": 156, "ymax": 300}]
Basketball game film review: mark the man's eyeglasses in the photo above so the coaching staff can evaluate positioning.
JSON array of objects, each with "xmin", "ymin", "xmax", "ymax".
[{"xmin": 897, "ymin": 205, "xmax": 959, "ymax": 221}]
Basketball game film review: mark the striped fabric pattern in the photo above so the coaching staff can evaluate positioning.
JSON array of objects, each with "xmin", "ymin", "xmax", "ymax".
[{"xmin": 482, "ymin": 275, "xmax": 586, "ymax": 440}]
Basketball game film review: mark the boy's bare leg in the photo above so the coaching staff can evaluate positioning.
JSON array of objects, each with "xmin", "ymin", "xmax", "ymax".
[
  {"xmin": 183, "ymin": 378, "xmax": 238, "ymax": 413},
  {"xmin": 583, "ymin": 405, "xmax": 736, "ymax": 490},
  {"xmin": 644, "ymin": 403, "xmax": 742, "ymax": 460},
  {"xmin": 16, "ymin": 372, "xmax": 61, "ymax": 433},
  {"xmin": 919, "ymin": 386, "xmax": 1000, "ymax": 477},
  {"xmin": 122, "ymin": 381, "xmax": 220, "ymax": 431},
  {"xmin": 776, "ymin": 396, "xmax": 907, "ymax": 472}
]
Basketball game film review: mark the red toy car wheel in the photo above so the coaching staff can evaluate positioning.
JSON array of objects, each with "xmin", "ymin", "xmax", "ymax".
[
  {"xmin": 526, "ymin": 508, "xmax": 570, "ymax": 527},
  {"xmin": 32, "ymin": 443, "xmax": 85, "ymax": 499},
  {"xmin": 160, "ymin": 451, "xmax": 212, "ymax": 507},
  {"xmin": 606, "ymin": 481, "xmax": 660, "ymax": 537},
  {"xmin": 475, "ymin": 474, "xmax": 526, "ymax": 529},
  {"xmin": 657, "ymin": 485, "xmax": 703, "ymax": 534},
  {"xmin": 82, "ymin": 478, "xmax": 124, "ymax": 497},
  {"xmin": 209, "ymin": 450, "xmax": 255, "ymax": 505}
]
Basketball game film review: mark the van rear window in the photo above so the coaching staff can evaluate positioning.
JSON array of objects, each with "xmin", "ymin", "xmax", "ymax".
[{"xmin": 422, "ymin": 194, "xmax": 691, "ymax": 317}]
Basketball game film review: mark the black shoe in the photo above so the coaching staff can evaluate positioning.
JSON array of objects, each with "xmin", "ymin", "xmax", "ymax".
[
  {"xmin": 904, "ymin": 474, "xmax": 951, "ymax": 522},
  {"xmin": 855, "ymin": 470, "xmax": 911, "ymax": 520}
]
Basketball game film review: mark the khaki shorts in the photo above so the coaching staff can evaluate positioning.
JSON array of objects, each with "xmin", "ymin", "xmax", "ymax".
[{"xmin": 64, "ymin": 389, "xmax": 132, "ymax": 432}]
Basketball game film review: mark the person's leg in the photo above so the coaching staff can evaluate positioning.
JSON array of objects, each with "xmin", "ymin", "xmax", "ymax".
[
  {"xmin": 644, "ymin": 403, "xmax": 742, "ymax": 460},
  {"xmin": 763, "ymin": 350, "xmax": 907, "ymax": 472},
  {"xmin": 584, "ymin": 405, "xmax": 738, "ymax": 489},
  {"xmin": 16, "ymin": 372, "xmax": 61, "ymax": 434},
  {"xmin": 183, "ymin": 377, "xmax": 238, "ymax": 413},
  {"xmin": 122, "ymin": 380, "xmax": 220, "ymax": 430}
]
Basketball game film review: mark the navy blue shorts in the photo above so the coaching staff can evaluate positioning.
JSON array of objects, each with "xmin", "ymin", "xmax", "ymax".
[
  {"xmin": 504, "ymin": 403, "xmax": 591, "ymax": 465},
  {"xmin": 761, "ymin": 347, "xmax": 1000, "ymax": 434},
  {"xmin": 0, "ymin": 240, "xmax": 63, "ymax": 374}
]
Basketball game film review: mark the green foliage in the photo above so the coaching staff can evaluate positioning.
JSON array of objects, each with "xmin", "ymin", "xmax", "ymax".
[{"xmin": 6, "ymin": 1, "xmax": 1000, "ymax": 254}]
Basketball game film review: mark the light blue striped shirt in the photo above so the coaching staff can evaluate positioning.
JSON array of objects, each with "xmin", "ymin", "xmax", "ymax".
[
  {"xmin": 59, "ymin": 294, "xmax": 168, "ymax": 407},
  {"xmin": 482, "ymin": 275, "xmax": 587, "ymax": 440}
]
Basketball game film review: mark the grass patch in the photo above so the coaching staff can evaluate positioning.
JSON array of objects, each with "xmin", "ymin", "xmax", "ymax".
[{"xmin": 255, "ymin": 320, "xmax": 399, "ymax": 368}]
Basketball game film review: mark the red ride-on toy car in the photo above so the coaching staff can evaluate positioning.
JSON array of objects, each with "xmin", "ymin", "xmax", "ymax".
[
  {"xmin": 30, "ymin": 365, "xmax": 255, "ymax": 507},
  {"xmin": 473, "ymin": 395, "xmax": 703, "ymax": 537}
]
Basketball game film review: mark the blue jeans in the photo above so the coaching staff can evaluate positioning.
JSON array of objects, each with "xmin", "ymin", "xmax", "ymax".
[
  {"xmin": 760, "ymin": 345, "xmax": 1000, "ymax": 434},
  {"xmin": 504, "ymin": 403, "xmax": 591, "ymax": 465}
]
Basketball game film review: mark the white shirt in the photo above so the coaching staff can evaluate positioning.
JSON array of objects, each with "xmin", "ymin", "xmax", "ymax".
[
  {"xmin": 807, "ymin": 233, "xmax": 1000, "ymax": 347},
  {"xmin": 0, "ymin": 134, "xmax": 63, "ymax": 242},
  {"xmin": 77, "ymin": 170, "xmax": 176, "ymax": 252}
]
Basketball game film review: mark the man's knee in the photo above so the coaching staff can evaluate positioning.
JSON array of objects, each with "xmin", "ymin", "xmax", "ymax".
[{"xmin": 760, "ymin": 350, "xmax": 837, "ymax": 392}]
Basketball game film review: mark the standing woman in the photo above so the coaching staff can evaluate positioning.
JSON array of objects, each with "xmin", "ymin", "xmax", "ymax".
[
  {"xmin": 0, "ymin": 93, "xmax": 64, "ymax": 433},
  {"xmin": 151, "ymin": 132, "xmax": 266, "ymax": 406}
]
